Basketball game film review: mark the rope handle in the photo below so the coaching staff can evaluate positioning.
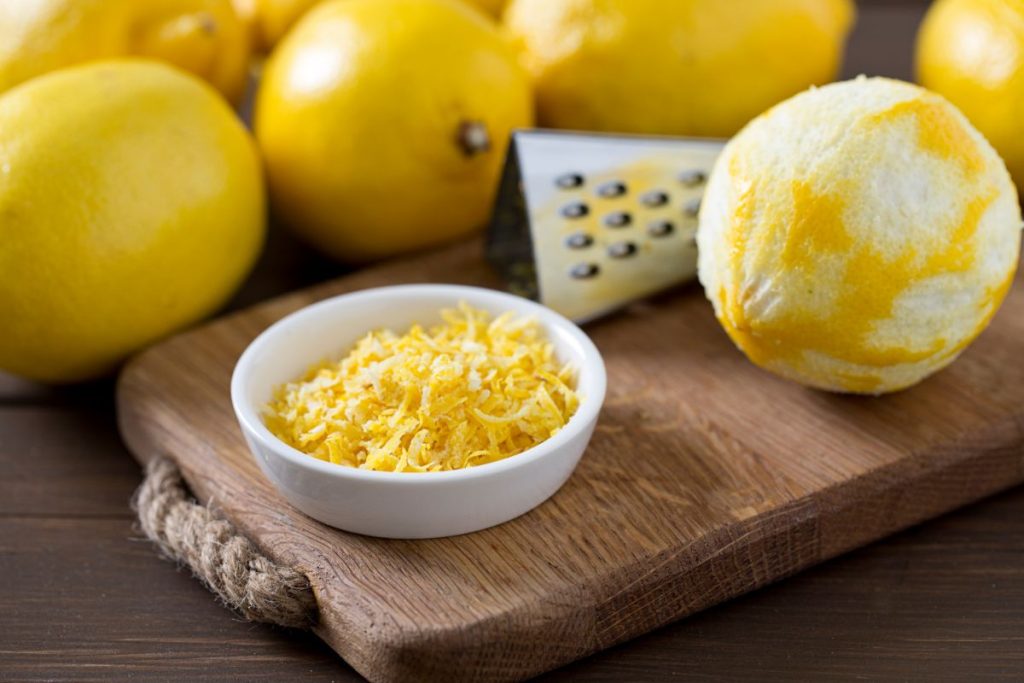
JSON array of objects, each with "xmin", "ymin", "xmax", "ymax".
[{"xmin": 133, "ymin": 457, "xmax": 318, "ymax": 629}]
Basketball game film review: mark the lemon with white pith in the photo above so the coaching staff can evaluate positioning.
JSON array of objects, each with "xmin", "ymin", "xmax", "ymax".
[{"xmin": 697, "ymin": 77, "xmax": 1022, "ymax": 394}]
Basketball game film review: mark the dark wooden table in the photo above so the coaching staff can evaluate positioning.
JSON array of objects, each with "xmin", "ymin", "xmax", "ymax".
[{"xmin": 4, "ymin": 2, "xmax": 1023, "ymax": 680}]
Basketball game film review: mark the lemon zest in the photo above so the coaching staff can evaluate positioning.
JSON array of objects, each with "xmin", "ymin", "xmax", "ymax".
[{"xmin": 264, "ymin": 303, "xmax": 580, "ymax": 472}]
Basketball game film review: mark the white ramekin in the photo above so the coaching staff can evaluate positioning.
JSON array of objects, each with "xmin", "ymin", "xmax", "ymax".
[{"xmin": 230, "ymin": 284, "xmax": 606, "ymax": 539}]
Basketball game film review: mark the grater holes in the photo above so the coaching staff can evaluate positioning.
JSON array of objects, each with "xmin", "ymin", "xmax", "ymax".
[
  {"xmin": 608, "ymin": 241, "xmax": 637, "ymax": 258},
  {"xmin": 555, "ymin": 172, "xmax": 584, "ymax": 189},
  {"xmin": 603, "ymin": 211, "xmax": 632, "ymax": 228},
  {"xmin": 647, "ymin": 220, "xmax": 674, "ymax": 237},
  {"xmin": 683, "ymin": 198, "xmax": 701, "ymax": 218},
  {"xmin": 569, "ymin": 262, "xmax": 600, "ymax": 279},
  {"xmin": 596, "ymin": 180, "xmax": 627, "ymax": 198},
  {"xmin": 640, "ymin": 190, "xmax": 669, "ymax": 208},
  {"xmin": 565, "ymin": 232, "xmax": 593, "ymax": 249},
  {"xmin": 679, "ymin": 169, "xmax": 707, "ymax": 187},
  {"xmin": 561, "ymin": 202, "xmax": 589, "ymax": 219}
]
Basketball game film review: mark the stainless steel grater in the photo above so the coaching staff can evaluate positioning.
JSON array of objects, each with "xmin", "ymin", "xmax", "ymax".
[{"xmin": 486, "ymin": 130, "xmax": 725, "ymax": 322}]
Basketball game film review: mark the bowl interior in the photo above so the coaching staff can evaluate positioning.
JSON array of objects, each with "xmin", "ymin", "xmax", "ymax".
[{"xmin": 233, "ymin": 285, "xmax": 605, "ymax": 465}]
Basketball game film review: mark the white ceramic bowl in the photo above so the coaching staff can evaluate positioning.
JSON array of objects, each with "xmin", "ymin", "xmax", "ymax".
[{"xmin": 231, "ymin": 284, "xmax": 606, "ymax": 539}]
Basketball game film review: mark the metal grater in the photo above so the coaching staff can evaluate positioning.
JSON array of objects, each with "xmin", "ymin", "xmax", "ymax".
[{"xmin": 486, "ymin": 130, "xmax": 725, "ymax": 322}]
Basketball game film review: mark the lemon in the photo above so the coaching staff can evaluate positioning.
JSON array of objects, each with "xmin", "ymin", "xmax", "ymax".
[
  {"xmin": 237, "ymin": 0, "xmax": 320, "ymax": 50},
  {"xmin": 255, "ymin": 0, "xmax": 532, "ymax": 262},
  {"xmin": 917, "ymin": 0, "xmax": 1024, "ymax": 189},
  {"xmin": 238, "ymin": 0, "xmax": 506, "ymax": 52},
  {"xmin": 232, "ymin": 0, "xmax": 262, "ymax": 47},
  {"xmin": 0, "ymin": 0, "xmax": 250, "ymax": 103},
  {"xmin": 697, "ymin": 77, "xmax": 1021, "ymax": 394},
  {"xmin": 503, "ymin": 0, "xmax": 855, "ymax": 137},
  {"xmin": 472, "ymin": 0, "xmax": 507, "ymax": 18},
  {"xmin": 0, "ymin": 60, "xmax": 265, "ymax": 383}
]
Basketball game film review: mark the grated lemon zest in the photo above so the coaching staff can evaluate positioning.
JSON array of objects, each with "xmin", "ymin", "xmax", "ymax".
[{"xmin": 263, "ymin": 303, "xmax": 580, "ymax": 472}]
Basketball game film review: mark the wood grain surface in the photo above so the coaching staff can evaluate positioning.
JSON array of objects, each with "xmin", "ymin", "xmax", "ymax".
[
  {"xmin": 8, "ymin": 2, "xmax": 1024, "ymax": 681},
  {"xmin": 116, "ymin": 227, "xmax": 1024, "ymax": 681}
]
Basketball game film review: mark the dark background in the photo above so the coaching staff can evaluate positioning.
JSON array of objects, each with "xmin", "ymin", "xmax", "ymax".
[{"xmin": 4, "ymin": 1, "xmax": 1024, "ymax": 680}]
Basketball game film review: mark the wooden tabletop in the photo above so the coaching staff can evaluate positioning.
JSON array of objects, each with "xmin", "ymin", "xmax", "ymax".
[{"xmin": 3, "ymin": 2, "xmax": 1022, "ymax": 680}]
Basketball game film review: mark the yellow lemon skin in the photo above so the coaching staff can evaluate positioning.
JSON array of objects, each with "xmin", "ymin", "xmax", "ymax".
[
  {"xmin": 503, "ymin": 0, "xmax": 855, "ymax": 138},
  {"xmin": 0, "ymin": 0, "xmax": 250, "ymax": 103},
  {"xmin": 469, "ymin": 0, "xmax": 507, "ymax": 18},
  {"xmin": 240, "ymin": 0, "xmax": 505, "ymax": 52},
  {"xmin": 0, "ymin": 60, "xmax": 265, "ymax": 383},
  {"xmin": 697, "ymin": 77, "xmax": 1022, "ymax": 395},
  {"xmin": 255, "ymin": 0, "xmax": 532, "ymax": 262},
  {"xmin": 241, "ymin": 0, "xmax": 321, "ymax": 50},
  {"xmin": 232, "ymin": 0, "xmax": 262, "ymax": 46},
  {"xmin": 917, "ymin": 0, "xmax": 1024, "ymax": 189}
]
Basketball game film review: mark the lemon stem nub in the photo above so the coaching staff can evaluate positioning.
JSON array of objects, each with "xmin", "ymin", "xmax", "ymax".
[
  {"xmin": 457, "ymin": 120, "xmax": 491, "ymax": 156},
  {"xmin": 197, "ymin": 13, "xmax": 217, "ymax": 36}
]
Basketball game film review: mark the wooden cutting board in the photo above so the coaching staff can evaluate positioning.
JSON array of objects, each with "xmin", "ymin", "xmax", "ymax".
[{"xmin": 117, "ymin": 238, "xmax": 1024, "ymax": 683}]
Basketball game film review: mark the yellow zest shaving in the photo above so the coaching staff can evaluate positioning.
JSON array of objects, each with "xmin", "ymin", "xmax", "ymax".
[{"xmin": 263, "ymin": 303, "xmax": 580, "ymax": 472}]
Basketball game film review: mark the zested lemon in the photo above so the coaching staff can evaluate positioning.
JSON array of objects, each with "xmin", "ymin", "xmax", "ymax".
[
  {"xmin": 0, "ymin": 0, "xmax": 250, "ymax": 102},
  {"xmin": 0, "ymin": 61, "xmax": 265, "ymax": 383},
  {"xmin": 698, "ymin": 77, "xmax": 1022, "ymax": 394},
  {"xmin": 255, "ymin": 0, "xmax": 532, "ymax": 262}
]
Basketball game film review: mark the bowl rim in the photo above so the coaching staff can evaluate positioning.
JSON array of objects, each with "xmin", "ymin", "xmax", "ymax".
[{"xmin": 230, "ymin": 283, "xmax": 607, "ymax": 485}]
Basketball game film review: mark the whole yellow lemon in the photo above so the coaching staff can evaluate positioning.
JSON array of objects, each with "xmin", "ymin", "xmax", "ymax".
[
  {"xmin": 255, "ymin": 0, "xmax": 532, "ymax": 261},
  {"xmin": 697, "ymin": 77, "xmax": 1022, "ymax": 394},
  {"xmin": 917, "ymin": 0, "xmax": 1024, "ymax": 189},
  {"xmin": 0, "ymin": 60, "xmax": 265, "ymax": 383},
  {"xmin": 0, "ymin": 0, "xmax": 250, "ymax": 103},
  {"xmin": 503, "ymin": 0, "xmax": 855, "ymax": 137},
  {"xmin": 237, "ymin": 0, "xmax": 506, "ymax": 52}
]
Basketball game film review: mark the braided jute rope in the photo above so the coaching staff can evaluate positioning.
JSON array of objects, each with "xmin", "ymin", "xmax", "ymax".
[{"xmin": 133, "ymin": 457, "xmax": 318, "ymax": 629}]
